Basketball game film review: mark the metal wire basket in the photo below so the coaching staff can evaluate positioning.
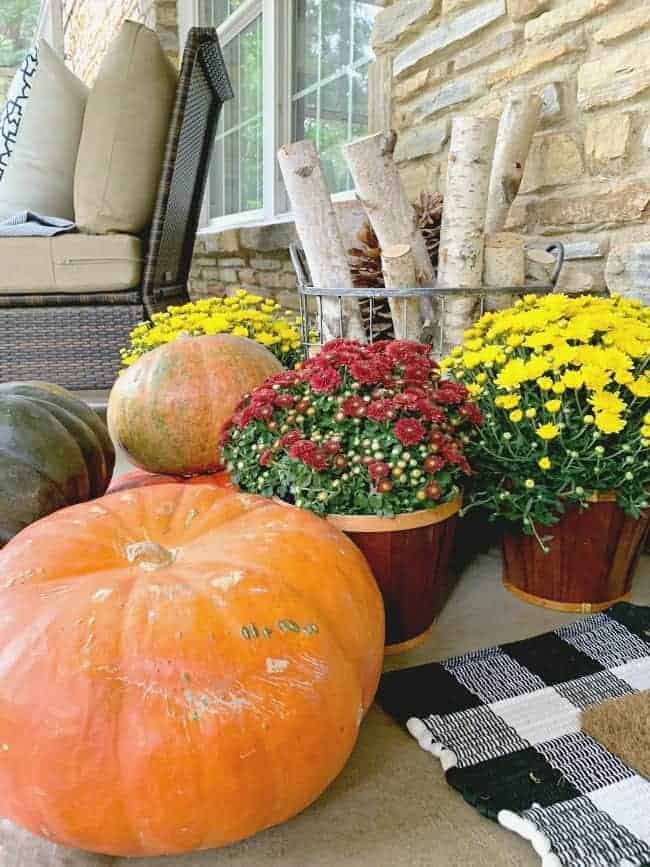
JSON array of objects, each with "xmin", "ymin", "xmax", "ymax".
[{"xmin": 289, "ymin": 242, "xmax": 566, "ymax": 356}]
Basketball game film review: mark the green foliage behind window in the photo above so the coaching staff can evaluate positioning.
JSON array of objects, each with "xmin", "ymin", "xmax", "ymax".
[{"xmin": 0, "ymin": 0, "xmax": 41, "ymax": 68}]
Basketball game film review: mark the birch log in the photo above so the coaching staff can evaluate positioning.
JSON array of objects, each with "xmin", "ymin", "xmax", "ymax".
[
  {"xmin": 382, "ymin": 244, "xmax": 422, "ymax": 340},
  {"xmin": 342, "ymin": 131, "xmax": 432, "ymax": 336},
  {"xmin": 484, "ymin": 233, "xmax": 525, "ymax": 311},
  {"xmin": 485, "ymin": 93, "xmax": 542, "ymax": 234},
  {"xmin": 438, "ymin": 116, "xmax": 498, "ymax": 356},
  {"xmin": 277, "ymin": 141, "xmax": 365, "ymax": 342}
]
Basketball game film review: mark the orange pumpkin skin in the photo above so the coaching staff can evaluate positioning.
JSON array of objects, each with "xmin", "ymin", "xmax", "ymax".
[
  {"xmin": 0, "ymin": 486, "xmax": 384, "ymax": 857},
  {"xmin": 107, "ymin": 335, "xmax": 282, "ymax": 476},
  {"xmin": 107, "ymin": 468, "xmax": 235, "ymax": 494}
]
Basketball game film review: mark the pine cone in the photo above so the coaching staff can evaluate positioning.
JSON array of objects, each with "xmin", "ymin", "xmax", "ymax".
[
  {"xmin": 415, "ymin": 191, "xmax": 443, "ymax": 273},
  {"xmin": 346, "ymin": 191, "xmax": 444, "ymax": 341}
]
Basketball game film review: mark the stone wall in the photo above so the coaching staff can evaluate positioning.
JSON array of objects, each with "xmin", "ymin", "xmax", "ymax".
[
  {"xmin": 189, "ymin": 201, "xmax": 367, "ymax": 310},
  {"xmin": 62, "ymin": 0, "xmax": 178, "ymax": 84},
  {"xmin": 371, "ymin": 0, "xmax": 650, "ymax": 293}
]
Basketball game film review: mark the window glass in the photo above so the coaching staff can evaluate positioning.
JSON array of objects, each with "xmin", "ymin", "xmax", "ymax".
[
  {"xmin": 291, "ymin": 0, "xmax": 379, "ymax": 195},
  {"xmin": 0, "ymin": 0, "xmax": 41, "ymax": 66},
  {"xmin": 204, "ymin": 12, "xmax": 263, "ymax": 220}
]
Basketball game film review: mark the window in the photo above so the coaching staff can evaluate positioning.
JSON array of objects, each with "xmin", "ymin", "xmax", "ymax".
[{"xmin": 196, "ymin": 0, "xmax": 382, "ymax": 229}]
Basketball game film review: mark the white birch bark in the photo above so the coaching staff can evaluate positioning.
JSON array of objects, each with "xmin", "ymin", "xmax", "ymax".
[
  {"xmin": 382, "ymin": 243, "xmax": 422, "ymax": 340},
  {"xmin": 277, "ymin": 141, "xmax": 365, "ymax": 342},
  {"xmin": 342, "ymin": 130, "xmax": 433, "ymax": 335},
  {"xmin": 437, "ymin": 116, "xmax": 498, "ymax": 355},
  {"xmin": 485, "ymin": 92, "xmax": 542, "ymax": 234},
  {"xmin": 484, "ymin": 233, "xmax": 525, "ymax": 311}
]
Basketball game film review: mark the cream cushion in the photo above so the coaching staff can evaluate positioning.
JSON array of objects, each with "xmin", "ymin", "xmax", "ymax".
[
  {"xmin": 73, "ymin": 20, "xmax": 177, "ymax": 234},
  {"xmin": 0, "ymin": 40, "xmax": 87, "ymax": 221},
  {"xmin": 0, "ymin": 234, "xmax": 142, "ymax": 294}
]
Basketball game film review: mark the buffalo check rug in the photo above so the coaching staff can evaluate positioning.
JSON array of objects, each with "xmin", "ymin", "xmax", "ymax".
[{"xmin": 377, "ymin": 603, "xmax": 650, "ymax": 867}]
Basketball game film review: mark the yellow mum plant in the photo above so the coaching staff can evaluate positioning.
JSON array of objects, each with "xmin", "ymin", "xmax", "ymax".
[
  {"xmin": 121, "ymin": 291, "xmax": 304, "ymax": 369},
  {"xmin": 442, "ymin": 293, "xmax": 650, "ymax": 541}
]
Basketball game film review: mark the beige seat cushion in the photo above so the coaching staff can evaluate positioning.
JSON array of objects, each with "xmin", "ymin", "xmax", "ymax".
[
  {"xmin": 73, "ymin": 20, "xmax": 178, "ymax": 235},
  {"xmin": 0, "ymin": 234, "xmax": 143, "ymax": 294}
]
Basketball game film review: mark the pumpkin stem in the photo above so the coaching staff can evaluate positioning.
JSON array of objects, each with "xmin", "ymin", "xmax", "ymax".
[{"xmin": 125, "ymin": 542, "xmax": 177, "ymax": 571}]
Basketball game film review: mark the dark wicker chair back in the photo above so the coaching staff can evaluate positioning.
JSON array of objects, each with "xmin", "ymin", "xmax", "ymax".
[
  {"xmin": 0, "ymin": 27, "xmax": 233, "ymax": 391},
  {"xmin": 143, "ymin": 27, "xmax": 233, "ymax": 314}
]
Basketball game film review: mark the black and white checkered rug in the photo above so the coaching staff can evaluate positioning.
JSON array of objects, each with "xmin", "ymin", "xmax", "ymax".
[{"xmin": 377, "ymin": 603, "xmax": 650, "ymax": 867}]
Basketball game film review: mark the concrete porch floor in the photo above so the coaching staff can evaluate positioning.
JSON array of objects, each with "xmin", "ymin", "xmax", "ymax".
[{"xmin": 3, "ymin": 444, "xmax": 649, "ymax": 866}]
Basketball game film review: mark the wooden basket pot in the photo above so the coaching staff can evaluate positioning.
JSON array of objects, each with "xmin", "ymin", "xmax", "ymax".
[
  {"xmin": 502, "ymin": 493, "xmax": 649, "ymax": 613},
  {"xmin": 328, "ymin": 494, "xmax": 462, "ymax": 654}
]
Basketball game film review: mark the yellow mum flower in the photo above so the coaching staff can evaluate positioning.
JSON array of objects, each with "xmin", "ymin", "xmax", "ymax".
[
  {"xmin": 641, "ymin": 425, "xmax": 650, "ymax": 438},
  {"xmin": 582, "ymin": 365, "xmax": 611, "ymax": 391},
  {"xmin": 644, "ymin": 413, "xmax": 650, "ymax": 425},
  {"xmin": 544, "ymin": 399, "xmax": 562, "ymax": 413},
  {"xmin": 537, "ymin": 377, "xmax": 553, "ymax": 391},
  {"xmin": 495, "ymin": 394, "xmax": 520, "ymax": 410},
  {"xmin": 562, "ymin": 370, "xmax": 584, "ymax": 390},
  {"xmin": 232, "ymin": 325, "xmax": 249, "ymax": 337},
  {"xmin": 589, "ymin": 391, "xmax": 626, "ymax": 415},
  {"xmin": 524, "ymin": 479, "xmax": 536, "ymax": 489},
  {"xmin": 628, "ymin": 378, "xmax": 650, "ymax": 398},
  {"xmin": 594, "ymin": 412, "xmax": 626, "ymax": 435},
  {"xmin": 496, "ymin": 359, "xmax": 528, "ymax": 390},
  {"xmin": 525, "ymin": 408, "xmax": 537, "ymax": 419},
  {"xmin": 551, "ymin": 382, "xmax": 566, "ymax": 395},
  {"xmin": 536, "ymin": 423, "xmax": 560, "ymax": 441},
  {"xmin": 510, "ymin": 409, "xmax": 524, "ymax": 423},
  {"xmin": 538, "ymin": 457, "xmax": 552, "ymax": 471}
]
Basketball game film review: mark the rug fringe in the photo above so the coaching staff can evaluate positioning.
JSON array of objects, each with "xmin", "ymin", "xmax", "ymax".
[
  {"xmin": 407, "ymin": 717, "xmax": 561, "ymax": 866},
  {"xmin": 407, "ymin": 717, "xmax": 458, "ymax": 770}
]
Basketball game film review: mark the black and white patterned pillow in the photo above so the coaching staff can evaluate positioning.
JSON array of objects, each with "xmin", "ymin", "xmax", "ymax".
[
  {"xmin": 0, "ymin": 39, "xmax": 87, "ymax": 221},
  {"xmin": 0, "ymin": 45, "xmax": 38, "ymax": 182}
]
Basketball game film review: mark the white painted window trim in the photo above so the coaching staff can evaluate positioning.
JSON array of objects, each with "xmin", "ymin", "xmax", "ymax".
[
  {"xmin": 186, "ymin": 0, "xmax": 380, "ymax": 235},
  {"xmin": 36, "ymin": 0, "xmax": 64, "ymax": 55}
]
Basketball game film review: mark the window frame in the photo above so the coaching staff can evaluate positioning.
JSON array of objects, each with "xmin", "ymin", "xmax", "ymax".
[{"xmin": 185, "ymin": 0, "xmax": 378, "ymax": 235}]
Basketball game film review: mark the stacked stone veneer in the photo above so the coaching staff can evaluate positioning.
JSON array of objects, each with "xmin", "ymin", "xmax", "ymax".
[
  {"xmin": 62, "ymin": 0, "xmax": 178, "ymax": 84},
  {"xmin": 372, "ymin": 0, "xmax": 650, "ymax": 293}
]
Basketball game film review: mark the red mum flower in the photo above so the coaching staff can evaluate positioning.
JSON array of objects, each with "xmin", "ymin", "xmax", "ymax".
[
  {"xmin": 394, "ymin": 418, "xmax": 426, "ymax": 446},
  {"xmin": 342, "ymin": 396, "xmax": 367, "ymax": 418},
  {"xmin": 416, "ymin": 400, "xmax": 446, "ymax": 424},
  {"xmin": 289, "ymin": 440, "xmax": 329, "ymax": 471},
  {"xmin": 309, "ymin": 365, "xmax": 342, "ymax": 394},
  {"xmin": 366, "ymin": 399, "xmax": 395, "ymax": 422},
  {"xmin": 435, "ymin": 381, "xmax": 469, "ymax": 405},
  {"xmin": 385, "ymin": 340, "xmax": 429, "ymax": 363},
  {"xmin": 460, "ymin": 402, "xmax": 484, "ymax": 425},
  {"xmin": 274, "ymin": 393, "xmax": 295, "ymax": 409},
  {"xmin": 323, "ymin": 438, "xmax": 342, "ymax": 455},
  {"xmin": 280, "ymin": 430, "xmax": 303, "ymax": 448},
  {"xmin": 402, "ymin": 357, "xmax": 432, "ymax": 384},
  {"xmin": 259, "ymin": 449, "xmax": 274, "ymax": 467},
  {"xmin": 393, "ymin": 392, "xmax": 420, "ymax": 411},
  {"xmin": 349, "ymin": 358, "xmax": 387, "ymax": 385},
  {"xmin": 268, "ymin": 370, "xmax": 299, "ymax": 387},
  {"xmin": 368, "ymin": 461, "xmax": 391, "ymax": 481}
]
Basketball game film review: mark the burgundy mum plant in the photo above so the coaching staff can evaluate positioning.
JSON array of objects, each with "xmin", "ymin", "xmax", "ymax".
[{"xmin": 221, "ymin": 339, "xmax": 483, "ymax": 516}]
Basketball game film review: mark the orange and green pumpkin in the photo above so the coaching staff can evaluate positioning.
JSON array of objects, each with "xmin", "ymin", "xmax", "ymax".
[
  {"xmin": 107, "ymin": 334, "xmax": 282, "ymax": 476},
  {"xmin": 0, "ymin": 381, "xmax": 114, "ymax": 546},
  {"xmin": 0, "ymin": 485, "xmax": 384, "ymax": 856}
]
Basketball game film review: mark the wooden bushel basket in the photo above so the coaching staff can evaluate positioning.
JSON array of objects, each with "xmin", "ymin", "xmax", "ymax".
[
  {"xmin": 328, "ymin": 495, "xmax": 461, "ymax": 653},
  {"xmin": 502, "ymin": 493, "xmax": 649, "ymax": 613}
]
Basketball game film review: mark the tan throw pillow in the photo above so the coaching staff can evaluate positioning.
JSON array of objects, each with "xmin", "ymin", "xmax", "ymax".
[{"xmin": 74, "ymin": 20, "xmax": 177, "ymax": 234}]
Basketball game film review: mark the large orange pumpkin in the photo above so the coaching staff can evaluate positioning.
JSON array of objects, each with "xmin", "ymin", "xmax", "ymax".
[
  {"xmin": 107, "ymin": 335, "xmax": 282, "ymax": 476},
  {"xmin": 107, "ymin": 467, "xmax": 235, "ymax": 494},
  {"xmin": 0, "ymin": 485, "xmax": 384, "ymax": 857}
]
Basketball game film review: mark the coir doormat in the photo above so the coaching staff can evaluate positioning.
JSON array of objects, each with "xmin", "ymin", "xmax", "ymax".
[{"xmin": 377, "ymin": 603, "xmax": 650, "ymax": 867}]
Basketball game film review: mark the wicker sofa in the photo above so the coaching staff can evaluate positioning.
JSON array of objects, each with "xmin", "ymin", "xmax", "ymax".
[{"xmin": 0, "ymin": 27, "xmax": 233, "ymax": 391}]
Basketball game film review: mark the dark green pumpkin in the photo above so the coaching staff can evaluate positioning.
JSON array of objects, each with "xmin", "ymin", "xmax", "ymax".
[{"xmin": 0, "ymin": 382, "xmax": 115, "ymax": 546}]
